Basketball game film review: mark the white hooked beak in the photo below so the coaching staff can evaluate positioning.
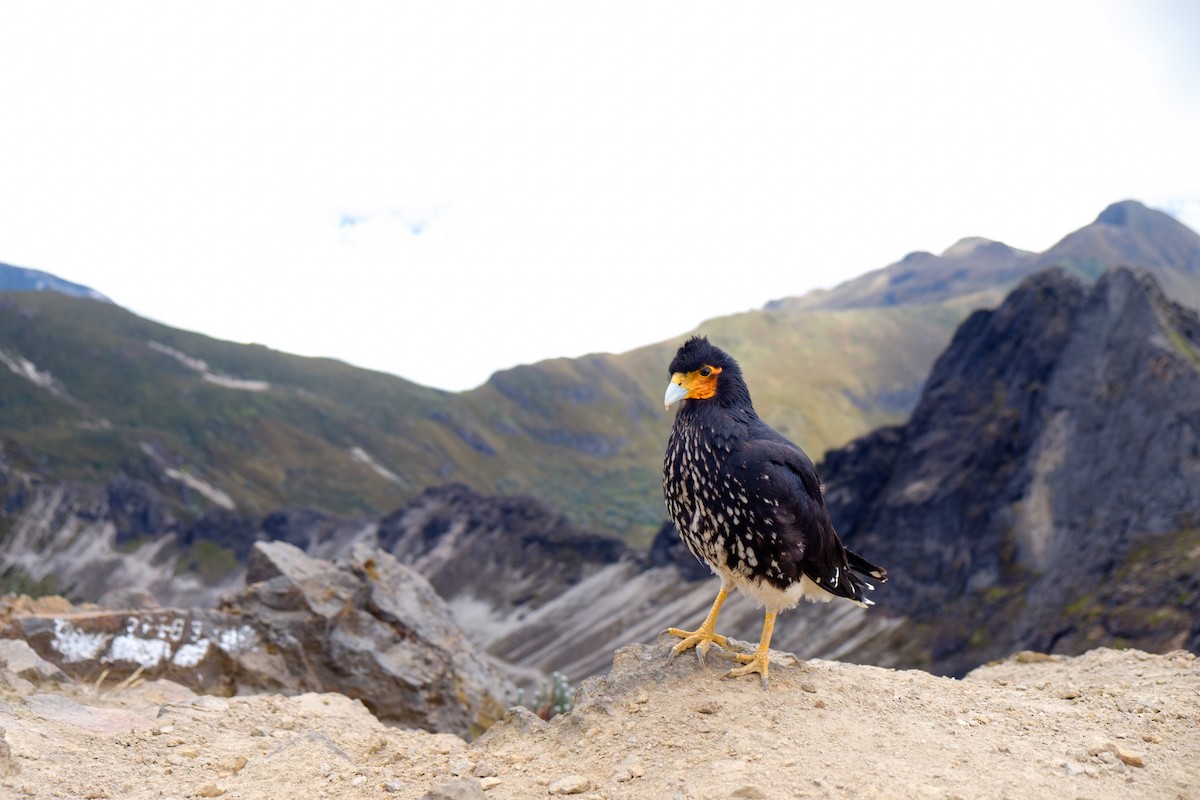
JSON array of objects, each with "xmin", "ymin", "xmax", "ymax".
[{"xmin": 663, "ymin": 377, "xmax": 689, "ymax": 409}]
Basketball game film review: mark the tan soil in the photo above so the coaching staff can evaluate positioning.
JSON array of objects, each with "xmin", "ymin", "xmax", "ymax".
[{"xmin": 2, "ymin": 639, "xmax": 1197, "ymax": 799}]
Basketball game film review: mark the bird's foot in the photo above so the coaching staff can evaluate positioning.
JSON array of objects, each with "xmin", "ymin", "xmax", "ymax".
[
  {"xmin": 723, "ymin": 649, "xmax": 771, "ymax": 690},
  {"xmin": 665, "ymin": 625, "xmax": 729, "ymax": 667}
]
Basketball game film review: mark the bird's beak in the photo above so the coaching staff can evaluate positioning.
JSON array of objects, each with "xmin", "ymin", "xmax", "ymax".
[{"xmin": 664, "ymin": 375, "xmax": 689, "ymax": 409}]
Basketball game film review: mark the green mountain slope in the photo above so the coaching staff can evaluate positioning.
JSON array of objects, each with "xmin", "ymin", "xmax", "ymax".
[
  {"xmin": 0, "ymin": 293, "xmax": 451, "ymax": 513},
  {"xmin": 3, "ymin": 200, "xmax": 1199, "ymax": 548},
  {"xmin": 463, "ymin": 300, "xmax": 968, "ymax": 544},
  {"xmin": 0, "ymin": 289, "xmax": 959, "ymax": 547}
]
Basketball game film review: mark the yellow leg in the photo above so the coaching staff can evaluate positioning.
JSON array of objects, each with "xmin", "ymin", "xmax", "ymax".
[
  {"xmin": 666, "ymin": 586, "xmax": 731, "ymax": 666},
  {"xmin": 725, "ymin": 610, "xmax": 776, "ymax": 689}
]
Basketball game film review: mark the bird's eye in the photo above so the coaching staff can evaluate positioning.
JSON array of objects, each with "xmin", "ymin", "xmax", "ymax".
[{"xmin": 699, "ymin": 366, "xmax": 712, "ymax": 377}]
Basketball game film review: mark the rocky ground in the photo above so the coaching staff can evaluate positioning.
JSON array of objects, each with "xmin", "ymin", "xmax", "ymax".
[{"xmin": 1, "ymin": 638, "xmax": 1197, "ymax": 800}]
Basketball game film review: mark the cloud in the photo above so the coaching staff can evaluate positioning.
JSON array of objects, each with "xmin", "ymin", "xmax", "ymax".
[{"xmin": 1, "ymin": 2, "xmax": 1199, "ymax": 390}]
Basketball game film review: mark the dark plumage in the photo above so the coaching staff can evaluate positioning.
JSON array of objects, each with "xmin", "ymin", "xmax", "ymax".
[{"xmin": 662, "ymin": 336, "xmax": 886, "ymax": 687}]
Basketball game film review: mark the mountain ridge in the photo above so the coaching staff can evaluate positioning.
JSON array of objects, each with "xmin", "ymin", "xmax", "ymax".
[
  {"xmin": 3, "ymin": 199, "xmax": 1199, "ymax": 554},
  {"xmin": 0, "ymin": 261, "xmax": 110, "ymax": 303},
  {"xmin": 772, "ymin": 199, "xmax": 1200, "ymax": 314},
  {"xmin": 2, "ymin": 263, "xmax": 1199, "ymax": 693}
]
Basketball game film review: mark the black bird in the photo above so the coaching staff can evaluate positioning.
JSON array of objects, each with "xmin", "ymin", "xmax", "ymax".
[{"xmin": 662, "ymin": 336, "xmax": 886, "ymax": 687}]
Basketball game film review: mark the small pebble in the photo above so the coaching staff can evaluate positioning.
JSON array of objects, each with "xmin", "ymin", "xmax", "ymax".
[
  {"xmin": 383, "ymin": 780, "xmax": 405, "ymax": 793},
  {"xmin": 1116, "ymin": 749, "xmax": 1145, "ymax": 768},
  {"xmin": 548, "ymin": 775, "xmax": 591, "ymax": 795}
]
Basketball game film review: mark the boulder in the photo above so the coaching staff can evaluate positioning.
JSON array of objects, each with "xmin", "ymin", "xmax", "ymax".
[{"xmin": 0, "ymin": 542, "xmax": 510, "ymax": 737}]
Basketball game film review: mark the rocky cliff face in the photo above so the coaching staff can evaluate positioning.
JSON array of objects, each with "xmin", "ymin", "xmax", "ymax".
[
  {"xmin": 378, "ymin": 483, "xmax": 628, "ymax": 614},
  {"xmin": 0, "ymin": 464, "xmax": 226, "ymax": 607},
  {"xmin": 822, "ymin": 267, "xmax": 1200, "ymax": 674},
  {"xmin": 0, "ymin": 452, "xmax": 377, "ymax": 608}
]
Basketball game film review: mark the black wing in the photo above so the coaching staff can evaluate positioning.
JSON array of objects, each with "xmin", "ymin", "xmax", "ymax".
[{"xmin": 734, "ymin": 425, "xmax": 886, "ymax": 603}]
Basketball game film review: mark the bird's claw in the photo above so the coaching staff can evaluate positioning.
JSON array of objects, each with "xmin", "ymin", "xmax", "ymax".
[
  {"xmin": 665, "ymin": 626, "xmax": 729, "ymax": 668},
  {"xmin": 723, "ymin": 651, "xmax": 771, "ymax": 690}
]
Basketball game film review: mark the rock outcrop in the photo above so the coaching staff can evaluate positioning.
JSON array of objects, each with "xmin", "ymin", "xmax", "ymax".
[
  {"xmin": 1, "ymin": 543, "xmax": 510, "ymax": 737},
  {"xmin": 822, "ymin": 267, "xmax": 1200, "ymax": 674}
]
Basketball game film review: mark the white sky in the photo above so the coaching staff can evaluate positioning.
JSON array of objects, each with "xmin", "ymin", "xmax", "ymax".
[{"xmin": 2, "ymin": 1, "xmax": 1199, "ymax": 391}]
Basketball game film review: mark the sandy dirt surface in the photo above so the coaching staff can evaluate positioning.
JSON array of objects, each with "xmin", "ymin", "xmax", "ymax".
[{"xmin": 2, "ymin": 638, "xmax": 1197, "ymax": 799}]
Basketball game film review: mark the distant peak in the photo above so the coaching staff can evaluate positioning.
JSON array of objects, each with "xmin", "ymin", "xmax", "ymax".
[
  {"xmin": 0, "ymin": 262, "xmax": 111, "ymax": 303},
  {"xmin": 941, "ymin": 237, "xmax": 1002, "ymax": 258},
  {"xmin": 1094, "ymin": 200, "xmax": 1149, "ymax": 227}
]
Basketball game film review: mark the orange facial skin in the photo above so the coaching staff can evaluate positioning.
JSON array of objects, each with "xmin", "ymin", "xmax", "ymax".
[{"xmin": 664, "ymin": 365, "xmax": 723, "ymax": 408}]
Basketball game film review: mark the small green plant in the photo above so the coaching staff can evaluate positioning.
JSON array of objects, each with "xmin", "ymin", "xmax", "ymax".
[
  {"xmin": 0, "ymin": 564, "xmax": 60, "ymax": 597},
  {"xmin": 514, "ymin": 671, "xmax": 575, "ymax": 720},
  {"xmin": 175, "ymin": 540, "xmax": 238, "ymax": 582}
]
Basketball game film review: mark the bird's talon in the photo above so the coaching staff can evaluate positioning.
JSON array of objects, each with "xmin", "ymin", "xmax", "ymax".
[
  {"xmin": 665, "ymin": 619, "xmax": 730, "ymax": 669},
  {"xmin": 724, "ymin": 653, "xmax": 771, "ymax": 689}
]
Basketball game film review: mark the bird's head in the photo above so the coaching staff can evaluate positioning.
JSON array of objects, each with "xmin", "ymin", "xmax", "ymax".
[{"xmin": 663, "ymin": 336, "xmax": 749, "ymax": 410}]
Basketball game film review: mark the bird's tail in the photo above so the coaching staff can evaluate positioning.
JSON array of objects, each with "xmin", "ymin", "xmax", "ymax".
[
  {"xmin": 846, "ymin": 549, "xmax": 887, "ymax": 605},
  {"xmin": 809, "ymin": 548, "xmax": 887, "ymax": 608},
  {"xmin": 846, "ymin": 548, "xmax": 887, "ymax": 585}
]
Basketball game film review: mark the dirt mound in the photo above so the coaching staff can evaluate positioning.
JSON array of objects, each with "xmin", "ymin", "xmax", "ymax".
[{"xmin": 2, "ymin": 638, "xmax": 1197, "ymax": 799}]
